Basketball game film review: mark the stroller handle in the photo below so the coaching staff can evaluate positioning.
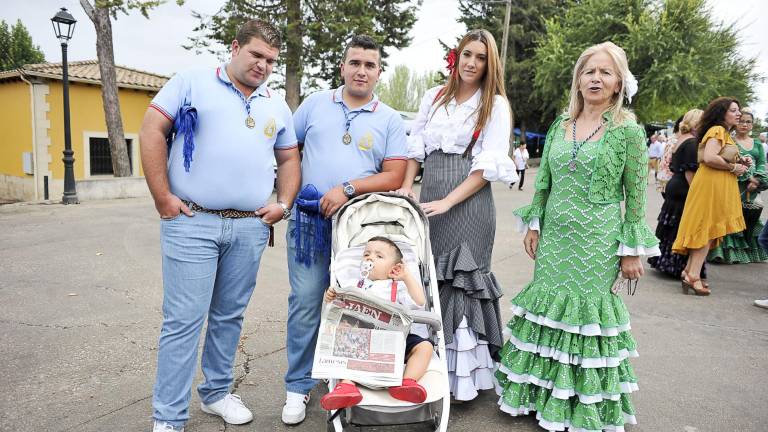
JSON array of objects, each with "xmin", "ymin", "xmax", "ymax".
[{"xmin": 409, "ymin": 310, "xmax": 443, "ymax": 331}]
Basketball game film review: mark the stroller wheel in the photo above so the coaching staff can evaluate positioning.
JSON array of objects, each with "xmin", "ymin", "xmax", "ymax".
[{"xmin": 431, "ymin": 412, "xmax": 441, "ymax": 430}]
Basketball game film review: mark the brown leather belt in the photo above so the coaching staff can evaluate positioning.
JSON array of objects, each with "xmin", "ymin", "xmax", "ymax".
[{"xmin": 182, "ymin": 200, "xmax": 275, "ymax": 247}]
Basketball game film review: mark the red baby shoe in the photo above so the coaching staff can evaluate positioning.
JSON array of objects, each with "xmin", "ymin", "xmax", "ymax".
[
  {"xmin": 320, "ymin": 382, "xmax": 363, "ymax": 410},
  {"xmin": 388, "ymin": 378, "xmax": 427, "ymax": 404}
]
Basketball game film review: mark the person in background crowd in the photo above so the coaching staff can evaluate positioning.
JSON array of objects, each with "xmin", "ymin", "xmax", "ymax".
[
  {"xmin": 657, "ymin": 129, "xmax": 677, "ymax": 194},
  {"xmin": 707, "ymin": 108, "xmax": 768, "ymax": 263},
  {"xmin": 648, "ymin": 109, "xmax": 705, "ymax": 282},
  {"xmin": 755, "ymin": 222, "xmax": 768, "ymax": 309},
  {"xmin": 513, "ymin": 142, "xmax": 530, "ymax": 190},
  {"xmin": 673, "ymin": 97, "xmax": 750, "ymax": 296},
  {"xmin": 648, "ymin": 133, "xmax": 665, "ymax": 182}
]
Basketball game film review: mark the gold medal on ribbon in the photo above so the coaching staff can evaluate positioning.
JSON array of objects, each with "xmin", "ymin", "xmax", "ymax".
[
  {"xmin": 342, "ymin": 132, "xmax": 352, "ymax": 145},
  {"xmin": 245, "ymin": 116, "xmax": 256, "ymax": 129}
]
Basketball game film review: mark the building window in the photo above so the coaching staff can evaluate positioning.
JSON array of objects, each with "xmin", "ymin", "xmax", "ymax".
[{"xmin": 89, "ymin": 137, "xmax": 133, "ymax": 175}]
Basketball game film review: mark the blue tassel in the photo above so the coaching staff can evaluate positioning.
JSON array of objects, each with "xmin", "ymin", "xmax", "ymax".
[
  {"xmin": 165, "ymin": 102, "xmax": 198, "ymax": 172},
  {"xmin": 292, "ymin": 184, "xmax": 331, "ymax": 267}
]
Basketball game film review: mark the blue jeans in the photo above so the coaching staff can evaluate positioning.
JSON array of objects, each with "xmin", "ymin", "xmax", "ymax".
[
  {"xmin": 152, "ymin": 212, "xmax": 270, "ymax": 427},
  {"xmin": 759, "ymin": 220, "xmax": 768, "ymax": 252},
  {"xmin": 284, "ymin": 220, "xmax": 331, "ymax": 395}
]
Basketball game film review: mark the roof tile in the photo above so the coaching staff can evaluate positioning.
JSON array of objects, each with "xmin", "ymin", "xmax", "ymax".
[{"xmin": 0, "ymin": 60, "xmax": 169, "ymax": 90}]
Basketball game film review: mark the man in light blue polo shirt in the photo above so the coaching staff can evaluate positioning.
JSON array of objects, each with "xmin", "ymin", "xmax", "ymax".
[
  {"xmin": 281, "ymin": 35, "xmax": 407, "ymax": 425},
  {"xmin": 139, "ymin": 19, "xmax": 301, "ymax": 432}
]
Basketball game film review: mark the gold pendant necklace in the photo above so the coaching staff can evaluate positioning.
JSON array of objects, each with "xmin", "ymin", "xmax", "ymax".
[
  {"xmin": 245, "ymin": 116, "xmax": 255, "ymax": 129},
  {"xmin": 342, "ymin": 132, "xmax": 352, "ymax": 145}
]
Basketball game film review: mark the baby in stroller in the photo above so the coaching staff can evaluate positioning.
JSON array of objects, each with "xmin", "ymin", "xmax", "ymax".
[{"xmin": 321, "ymin": 236, "xmax": 434, "ymax": 410}]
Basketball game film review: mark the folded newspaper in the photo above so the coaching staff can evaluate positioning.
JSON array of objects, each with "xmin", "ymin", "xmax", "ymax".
[{"xmin": 311, "ymin": 285, "xmax": 414, "ymax": 388}]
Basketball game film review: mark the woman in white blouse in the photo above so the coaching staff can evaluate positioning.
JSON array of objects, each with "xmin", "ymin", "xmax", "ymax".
[{"xmin": 396, "ymin": 29, "xmax": 517, "ymax": 401}]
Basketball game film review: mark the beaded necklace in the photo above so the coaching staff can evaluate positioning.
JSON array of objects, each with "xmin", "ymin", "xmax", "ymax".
[{"xmin": 569, "ymin": 118, "xmax": 604, "ymax": 172}]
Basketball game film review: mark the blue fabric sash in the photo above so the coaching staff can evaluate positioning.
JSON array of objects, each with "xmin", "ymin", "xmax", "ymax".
[
  {"xmin": 166, "ymin": 103, "xmax": 198, "ymax": 172},
  {"xmin": 292, "ymin": 184, "xmax": 332, "ymax": 267}
]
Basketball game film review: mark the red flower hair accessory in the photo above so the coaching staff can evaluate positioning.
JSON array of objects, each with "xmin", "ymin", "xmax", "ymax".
[{"xmin": 445, "ymin": 48, "xmax": 457, "ymax": 76}]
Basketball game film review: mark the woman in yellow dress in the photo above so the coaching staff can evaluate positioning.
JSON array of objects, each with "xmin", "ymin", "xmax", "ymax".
[{"xmin": 672, "ymin": 97, "xmax": 751, "ymax": 295}]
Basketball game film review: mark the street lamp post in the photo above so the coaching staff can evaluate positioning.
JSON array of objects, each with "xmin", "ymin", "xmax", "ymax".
[{"xmin": 51, "ymin": 7, "xmax": 78, "ymax": 204}]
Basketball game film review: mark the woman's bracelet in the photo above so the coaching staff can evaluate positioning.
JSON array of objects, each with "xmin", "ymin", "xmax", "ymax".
[{"xmin": 729, "ymin": 163, "xmax": 737, "ymax": 173}]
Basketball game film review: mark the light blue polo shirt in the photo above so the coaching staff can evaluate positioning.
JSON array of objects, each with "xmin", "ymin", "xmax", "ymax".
[
  {"xmin": 150, "ymin": 63, "xmax": 297, "ymax": 211},
  {"xmin": 293, "ymin": 86, "xmax": 407, "ymax": 196}
]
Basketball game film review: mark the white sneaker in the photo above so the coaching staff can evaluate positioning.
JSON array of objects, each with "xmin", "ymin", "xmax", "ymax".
[
  {"xmin": 755, "ymin": 299, "xmax": 768, "ymax": 309},
  {"xmin": 200, "ymin": 393, "xmax": 253, "ymax": 425},
  {"xmin": 282, "ymin": 391, "xmax": 310, "ymax": 425},
  {"xmin": 152, "ymin": 421, "xmax": 184, "ymax": 432}
]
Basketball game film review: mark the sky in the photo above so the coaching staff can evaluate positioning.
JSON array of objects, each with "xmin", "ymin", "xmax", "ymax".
[{"xmin": 1, "ymin": 0, "xmax": 766, "ymax": 120}]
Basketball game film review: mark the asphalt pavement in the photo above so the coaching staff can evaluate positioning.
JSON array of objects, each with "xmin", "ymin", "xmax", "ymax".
[{"xmin": 1, "ymin": 173, "xmax": 766, "ymax": 432}]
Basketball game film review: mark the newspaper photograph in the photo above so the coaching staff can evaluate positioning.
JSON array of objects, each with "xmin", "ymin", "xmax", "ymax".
[{"xmin": 311, "ymin": 286, "xmax": 414, "ymax": 387}]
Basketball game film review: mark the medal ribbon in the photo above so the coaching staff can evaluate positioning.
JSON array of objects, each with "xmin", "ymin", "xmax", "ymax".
[
  {"xmin": 222, "ymin": 73, "xmax": 255, "ymax": 124},
  {"xmin": 339, "ymin": 102, "xmax": 364, "ymax": 138}
]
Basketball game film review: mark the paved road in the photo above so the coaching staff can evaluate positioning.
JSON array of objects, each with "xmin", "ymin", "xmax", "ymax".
[{"xmin": 1, "ymin": 176, "xmax": 767, "ymax": 432}]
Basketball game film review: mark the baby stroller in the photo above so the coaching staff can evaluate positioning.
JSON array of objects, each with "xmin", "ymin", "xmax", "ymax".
[{"xmin": 324, "ymin": 192, "xmax": 450, "ymax": 431}]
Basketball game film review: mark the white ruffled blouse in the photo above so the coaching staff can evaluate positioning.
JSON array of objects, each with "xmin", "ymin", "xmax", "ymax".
[{"xmin": 406, "ymin": 86, "xmax": 519, "ymax": 185}]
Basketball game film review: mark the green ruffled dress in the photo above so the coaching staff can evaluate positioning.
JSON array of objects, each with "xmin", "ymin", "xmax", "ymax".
[
  {"xmin": 707, "ymin": 138, "xmax": 768, "ymax": 264},
  {"xmin": 496, "ymin": 118, "xmax": 658, "ymax": 431}
]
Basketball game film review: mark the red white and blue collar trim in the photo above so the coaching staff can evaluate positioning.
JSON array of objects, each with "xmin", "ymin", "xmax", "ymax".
[
  {"xmin": 216, "ymin": 63, "xmax": 271, "ymax": 98},
  {"xmin": 332, "ymin": 86, "xmax": 379, "ymax": 112}
]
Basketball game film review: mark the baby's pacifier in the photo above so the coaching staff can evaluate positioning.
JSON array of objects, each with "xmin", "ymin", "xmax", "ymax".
[{"xmin": 359, "ymin": 259, "xmax": 374, "ymax": 280}]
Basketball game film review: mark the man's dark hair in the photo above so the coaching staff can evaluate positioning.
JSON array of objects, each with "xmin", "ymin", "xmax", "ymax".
[
  {"xmin": 368, "ymin": 236, "xmax": 403, "ymax": 262},
  {"xmin": 236, "ymin": 19, "xmax": 282, "ymax": 50},
  {"xmin": 343, "ymin": 35, "xmax": 381, "ymax": 63}
]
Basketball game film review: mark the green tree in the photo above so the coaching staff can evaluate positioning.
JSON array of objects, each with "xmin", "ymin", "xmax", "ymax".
[
  {"xmin": 457, "ymin": 0, "xmax": 568, "ymax": 135},
  {"xmin": 185, "ymin": 0, "xmax": 421, "ymax": 110},
  {"xmin": 533, "ymin": 0, "xmax": 760, "ymax": 124},
  {"xmin": 79, "ymin": 0, "xmax": 183, "ymax": 177},
  {"xmin": 377, "ymin": 65, "xmax": 440, "ymax": 112},
  {"xmin": 0, "ymin": 20, "xmax": 45, "ymax": 71}
]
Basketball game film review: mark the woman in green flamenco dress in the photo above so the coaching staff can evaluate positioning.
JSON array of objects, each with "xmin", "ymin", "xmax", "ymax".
[
  {"xmin": 707, "ymin": 108, "xmax": 768, "ymax": 264},
  {"xmin": 495, "ymin": 42, "xmax": 660, "ymax": 431}
]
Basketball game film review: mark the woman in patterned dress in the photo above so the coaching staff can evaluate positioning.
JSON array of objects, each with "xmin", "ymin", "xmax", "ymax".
[
  {"xmin": 396, "ymin": 29, "xmax": 518, "ymax": 401},
  {"xmin": 496, "ymin": 42, "xmax": 659, "ymax": 431},
  {"xmin": 707, "ymin": 108, "xmax": 768, "ymax": 264},
  {"xmin": 648, "ymin": 109, "xmax": 707, "ymax": 280}
]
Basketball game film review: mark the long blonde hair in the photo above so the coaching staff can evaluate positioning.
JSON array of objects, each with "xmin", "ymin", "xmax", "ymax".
[
  {"xmin": 433, "ymin": 29, "xmax": 509, "ymax": 134},
  {"xmin": 566, "ymin": 41, "xmax": 635, "ymax": 126}
]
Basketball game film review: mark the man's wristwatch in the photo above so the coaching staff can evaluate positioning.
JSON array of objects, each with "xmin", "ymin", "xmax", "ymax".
[
  {"xmin": 277, "ymin": 201, "xmax": 292, "ymax": 220},
  {"xmin": 342, "ymin": 181, "xmax": 356, "ymax": 198}
]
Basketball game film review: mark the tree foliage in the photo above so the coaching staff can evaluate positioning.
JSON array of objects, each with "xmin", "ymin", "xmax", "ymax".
[
  {"xmin": 185, "ymin": 0, "xmax": 421, "ymax": 108},
  {"xmin": 377, "ymin": 65, "xmax": 440, "ymax": 112},
  {"xmin": 0, "ymin": 19, "xmax": 45, "ymax": 71},
  {"xmin": 457, "ymin": 0, "xmax": 567, "ymax": 134},
  {"xmin": 80, "ymin": 0, "xmax": 181, "ymax": 177},
  {"xmin": 533, "ymin": 0, "xmax": 761, "ymax": 124}
]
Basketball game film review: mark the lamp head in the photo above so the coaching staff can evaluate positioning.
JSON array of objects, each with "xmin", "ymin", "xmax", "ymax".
[{"xmin": 51, "ymin": 8, "xmax": 76, "ymax": 44}]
